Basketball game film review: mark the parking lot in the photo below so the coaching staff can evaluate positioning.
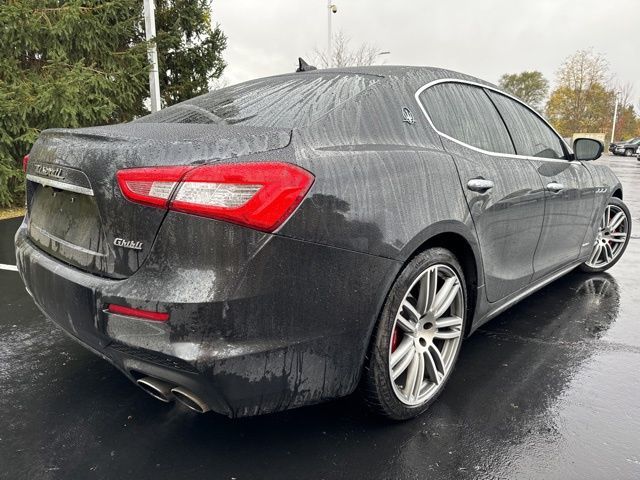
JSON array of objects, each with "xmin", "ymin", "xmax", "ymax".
[{"xmin": 1, "ymin": 155, "xmax": 639, "ymax": 480}]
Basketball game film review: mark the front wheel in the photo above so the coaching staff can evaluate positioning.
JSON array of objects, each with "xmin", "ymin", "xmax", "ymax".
[
  {"xmin": 624, "ymin": 149, "xmax": 634, "ymax": 157},
  {"xmin": 580, "ymin": 197, "xmax": 631, "ymax": 273},
  {"xmin": 362, "ymin": 248, "xmax": 467, "ymax": 420}
]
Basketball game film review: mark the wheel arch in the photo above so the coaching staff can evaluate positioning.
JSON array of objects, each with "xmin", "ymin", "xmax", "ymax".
[
  {"xmin": 612, "ymin": 187, "xmax": 623, "ymax": 200},
  {"xmin": 356, "ymin": 221, "xmax": 483, "ymax": 397},
  {"xmin": 397, "ymin": 221, "xmax": 483, "ymax": 336}
]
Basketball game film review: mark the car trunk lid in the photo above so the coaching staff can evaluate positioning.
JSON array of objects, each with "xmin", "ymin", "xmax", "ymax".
[{"xmin": 25, "ymin": 123, "xmax": 291, "ymax": 279}]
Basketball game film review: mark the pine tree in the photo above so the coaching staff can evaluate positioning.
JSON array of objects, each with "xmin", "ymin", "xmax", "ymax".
[{"xmin": 0, "ymin": 0, "xmax": 226, "ymax": 207}]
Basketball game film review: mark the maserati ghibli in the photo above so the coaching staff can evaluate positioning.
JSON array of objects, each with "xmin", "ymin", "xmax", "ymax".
[{"xmin": 15, "ymin": 65, "xmax": 631, "ymax": 419}]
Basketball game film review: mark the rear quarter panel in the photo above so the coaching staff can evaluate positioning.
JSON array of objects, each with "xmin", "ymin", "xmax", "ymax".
[{"xmin": 279, "ymin": 73, "xmax": 480, "ymax": 266}]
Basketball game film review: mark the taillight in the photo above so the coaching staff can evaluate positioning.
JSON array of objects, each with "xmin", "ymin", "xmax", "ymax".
[
  {"xmin": 23, "ymin": 155, "xmax": 29, "ymax": 172},
  {"xmin": 117, "ymin": 162, "xmax": 314, "ymax": 232},
  {"xmin": 116, "ymin": 166, "xmax": 192, "ymax": 208}
]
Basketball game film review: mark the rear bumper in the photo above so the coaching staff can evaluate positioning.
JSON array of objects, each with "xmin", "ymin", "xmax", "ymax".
[{"xmin": 15, "ymin": 214, "xmax": 399, "ymax": 417}]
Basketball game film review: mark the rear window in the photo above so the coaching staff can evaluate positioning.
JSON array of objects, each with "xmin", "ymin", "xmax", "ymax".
[{"xmin": 135, "ymin": 73, "xmax": 379, "ymax": 129}]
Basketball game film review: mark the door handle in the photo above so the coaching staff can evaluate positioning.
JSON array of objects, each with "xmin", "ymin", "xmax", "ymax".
[
  {"xmin": 467, "ymin": 178, "xmax": 494, "ymax": 192},
  {"xmin": 546, "ymin": 182, "xmax": 564, "ymax": 193}
]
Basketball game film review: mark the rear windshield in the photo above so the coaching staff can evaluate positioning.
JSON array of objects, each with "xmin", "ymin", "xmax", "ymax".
[{"xmin": 135, "ymin": 73, "xmax": 379, "ymax": 129}]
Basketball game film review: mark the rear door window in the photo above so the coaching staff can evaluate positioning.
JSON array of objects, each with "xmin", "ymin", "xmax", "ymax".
[
  {"xmin": 486, "ymin": 90, "xmax": 566, "ymax": 159},
  {"xmin": 419, "ymin": 82, "xmax": 515, "ymax": 155}
]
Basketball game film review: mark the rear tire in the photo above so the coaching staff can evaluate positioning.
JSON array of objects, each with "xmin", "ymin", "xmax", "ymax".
[
  {"xmin": 362, "ymin": 248, "xmax": 467, "ymax": 420},
  {"xmin": 580, "ymin": 197, "xmax": 631, "ymax": 273}
]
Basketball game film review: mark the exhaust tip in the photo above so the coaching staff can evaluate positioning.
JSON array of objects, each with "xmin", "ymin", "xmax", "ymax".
[
  {"xmin": 171, "ymin": 386, "xmax": 210, "ymax": 413},
  {"xmin": 137, "ymin": 377, "xmax": 173, "ymax": 403}
]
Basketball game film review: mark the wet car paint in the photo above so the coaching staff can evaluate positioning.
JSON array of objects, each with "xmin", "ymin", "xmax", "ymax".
[
  {"xmin": 24, "ymin": 123, "xmax": 293, "ymax": 278},
  {"xmin": 1, "ymin": 155, "xmax": 639, "ymax": 479},
  {"xmin": 15, "ymin": 68, "xmax": 627, "ymax": 418}
]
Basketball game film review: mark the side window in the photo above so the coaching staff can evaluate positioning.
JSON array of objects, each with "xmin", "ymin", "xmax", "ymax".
[
  {"xmin": 486, "ymin": 90, "xmax": 565, "ymax": 159},
  {"xmin": 419, "ymin": 82, "xmax": 515, "ymax": 155}
]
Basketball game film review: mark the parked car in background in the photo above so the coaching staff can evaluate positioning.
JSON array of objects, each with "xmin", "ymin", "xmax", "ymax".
[
  {"xmin": 16, "ymin": 66, "xmax": 632, "ymax": 420},
  {"xmin": 609, "ymin": 137, "xmax": 640, "ymax": 156}
]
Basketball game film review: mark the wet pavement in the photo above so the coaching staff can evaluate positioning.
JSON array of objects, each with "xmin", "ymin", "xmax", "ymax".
[{"xmin": 1, "ymin": 155, "xmax": 640, "ymax": 480}]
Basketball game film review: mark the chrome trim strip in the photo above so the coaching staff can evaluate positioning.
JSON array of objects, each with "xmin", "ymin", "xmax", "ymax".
[
  {"xmin": 414, "ymin": 78, "xmax": 574, "ymax": 164},
  {"xmin": 480, "ymin": 260, "xmax": 583, "ymax": 323},
  {"xmin": 31, "ymin": 224, "xmax": 106, "ymax": 257},
  {"xmin": 26, "ymin": 174, "xmax": 94, "ymax": 196}
]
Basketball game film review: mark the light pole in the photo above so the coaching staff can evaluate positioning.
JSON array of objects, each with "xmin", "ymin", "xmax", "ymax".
[
  {"xmin": 143, "ymin": 0, "xmax": 161, "ymax": 112},
  {"xmin": 610, "ymin": 92, "xmax": 619, "ymax": 144},
  {"xmin": 327, "ymin": 2, "xmax": 337, "ymax": 56}
]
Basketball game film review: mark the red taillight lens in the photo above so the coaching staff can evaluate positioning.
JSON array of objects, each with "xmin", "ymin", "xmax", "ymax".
[
  {"xmin": 107, "ymin": 304, "xmax": 169, "ymax": 322},
  {"xmin": 171, "ymin": 162, "xmax": 314, "ymax": 231},
  {"xmin": 117, "ymin": 162, "xmax": 314, "ymax": 232},
  {"xmin": 23, "ymin": 155, "xmax": 29, "ymax": 172}
]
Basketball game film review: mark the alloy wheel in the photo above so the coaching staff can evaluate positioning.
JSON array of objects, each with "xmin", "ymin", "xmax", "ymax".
[
  {"xmin": 586, "ymin": 204, "xmax": 629, "ymax": 269},
  {"xmin": 388, "ymin": 264, "xmax": 464, "ymax": 406}
]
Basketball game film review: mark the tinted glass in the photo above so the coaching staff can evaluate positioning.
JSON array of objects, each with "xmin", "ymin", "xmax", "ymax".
[
  {"xmin": 486, "ymin": 90, "xmax": 565, "ymax": 159},
  {"xmin": 420, "ymin": 82, "xmax": 515, "ymax": 154},
  {"xmin": 136, "ymin": 74, "xmax": 378, "ymax": 129}
]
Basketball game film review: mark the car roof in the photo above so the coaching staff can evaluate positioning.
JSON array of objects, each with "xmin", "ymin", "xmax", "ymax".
[{"xmin": 269, "ymin": 65, "xmax": 498, "ymax": 89}]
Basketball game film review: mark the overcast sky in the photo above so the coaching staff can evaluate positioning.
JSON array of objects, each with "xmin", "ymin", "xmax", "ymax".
[{"xmin": 214, "ymin": 0, "xmax": 639, "ymax": 105}]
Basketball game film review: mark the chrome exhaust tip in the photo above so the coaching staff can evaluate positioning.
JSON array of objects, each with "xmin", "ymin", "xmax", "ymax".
[
  {"xmin": 170, "ymin": 386, "xmax": 210, "ymax": 413},
  {"xmin": 136, "ymin": 377, "xmax": 174, "ymax": 403}
]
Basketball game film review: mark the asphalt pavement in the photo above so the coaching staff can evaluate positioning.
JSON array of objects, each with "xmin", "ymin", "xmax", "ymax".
[{"xmin": 1, "ymin": 155, "xmax": 639, "ymax": 480}]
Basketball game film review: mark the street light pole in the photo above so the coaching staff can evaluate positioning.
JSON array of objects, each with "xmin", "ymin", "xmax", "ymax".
[
  {"xmin": 143, "ymin": 0, "xmax": 161, "ymax": 112},
  {"xmin": 611, "ymin": 93, "xmax": 619, "ymax": 144},
  {"xmin": 327, "ymin": 1, "xmax": 332, "ymax": 55}
]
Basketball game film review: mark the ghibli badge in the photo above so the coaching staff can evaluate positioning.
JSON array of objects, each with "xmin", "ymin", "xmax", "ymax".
[{"xmin": 114, "ymin": 237, "xmax": 143, "ymax": 251}]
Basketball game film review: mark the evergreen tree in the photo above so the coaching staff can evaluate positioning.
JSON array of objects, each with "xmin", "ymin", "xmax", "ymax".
[{"xmin": 0, "ymin": 0, "xmax": 226, "ymax": 207}]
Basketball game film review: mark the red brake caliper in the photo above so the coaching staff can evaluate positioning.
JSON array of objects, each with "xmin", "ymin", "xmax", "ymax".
[
  {"xmin": 610, "ymin": 221, "xmax": 618, "ymax": 246},
  {"xmin": 391, "ymin": 326, "xmax": 399, "ymax": 352}
]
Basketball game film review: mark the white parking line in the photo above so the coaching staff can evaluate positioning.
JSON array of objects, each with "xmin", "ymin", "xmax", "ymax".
[{"xmin": 0, "ymin": 264, "xmax": 18, "ymax": 272}]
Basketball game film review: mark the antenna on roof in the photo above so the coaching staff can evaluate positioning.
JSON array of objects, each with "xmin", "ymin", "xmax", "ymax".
[{"xmin": 296, "ymin": 57, "xmax": 317, "ymax": 72}]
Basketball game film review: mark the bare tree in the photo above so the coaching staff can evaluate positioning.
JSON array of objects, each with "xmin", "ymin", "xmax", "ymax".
[
  {"xmin": 556, "ymin": 48, "xmax": 611, "ymax": 92},
  {"xmin": 546, "ymin": 49, "xmax": 615, "ymax": 136},
  {"xmin": 313, "ymin": 31, "xmax": 386, "ymax": 68},
  {"xmin": 208, "ymin": 76, "xmax": 229, "ymax": 91},
  {"xmin": 614, "ymin": 81, "xmax": 635, "ymax": 108}
]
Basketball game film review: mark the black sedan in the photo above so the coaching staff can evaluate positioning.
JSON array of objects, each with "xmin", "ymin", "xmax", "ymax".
[
  {"xmin": 609, "ymin": 137, "xmax": 640, "ymax": 156},
  {"xmin": 16, "ymin": 66, "xmax": 632, "ymax": 420}
]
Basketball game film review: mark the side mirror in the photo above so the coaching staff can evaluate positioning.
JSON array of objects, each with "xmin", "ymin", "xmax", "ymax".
[{"xmin": 573, "ymin": 138, "xmax": 603, "ymax": 161}]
